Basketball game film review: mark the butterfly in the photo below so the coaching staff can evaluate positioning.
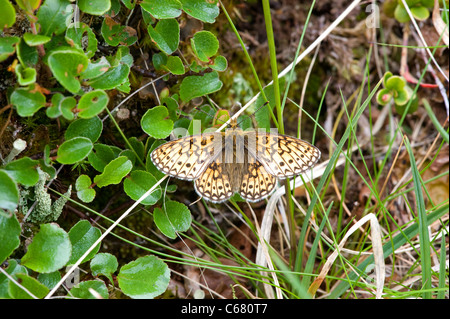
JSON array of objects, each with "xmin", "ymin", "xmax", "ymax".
[{"xmin": 150, "ymin": 117, "xmax": 320, "ymax": 203}]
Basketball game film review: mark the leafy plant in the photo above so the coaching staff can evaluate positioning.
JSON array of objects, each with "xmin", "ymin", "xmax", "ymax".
[
  {"xmin": 376, "ymin": 72, "xmax": 419, "ymax": 115},
  {"xmin": 383, "ymin": 0, "xmax": 435, "ymax": 22}
]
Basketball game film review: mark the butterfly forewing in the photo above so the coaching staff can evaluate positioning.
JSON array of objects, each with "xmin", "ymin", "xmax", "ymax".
[
  {"xmin": 150, "ymin": 132, "xmax": 223, "ymax": 180},
  {"xmin": 246, "ymin": 132, "xmax": 321, "ymax": 179}
]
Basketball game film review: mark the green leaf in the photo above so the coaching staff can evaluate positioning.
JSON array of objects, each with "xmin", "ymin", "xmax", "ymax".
[
  {"xmin": 179, "ymin": 71, "xmax": 223, "ymax": 102},
  {"xmin": 147, "ymin": 18, "xmax": 180, "ymax": 55},
  {"xmin": 376, "ymin": 88, "xmax": 393, "ymax": 106},
  {"xmin": 65, "ymin": 23, "xmax": 98, "ymax": 58},
  {"xmin": 47, "ymin": 47, "xmax": 89, "ymax": 93},
  {"xmin": 37, "ymin": 271, "xmax": 61, "ymax": 290},
  {"xmin": 81, "ymin": 57, "xmax": 111, "ymax": 80},
  {"xmin": 140, "ymin": 0, "xmax": 182, "ymax": 19},
  {"xmin": 15, "ymin": 64, "xmax": 37, "ymax": 86},
  {"xmin": 90, "ymin": 253, "xmax": 118, "ymax": 283},
  {"xmin": 0, "ymin": 0, "xmax": 16, "ymax": 31},
  {"xmin": 411, "ymin": 6, "xmax": 430, "ymax": 20},
  {"xmin": 67, "ymin": 220, "xmax": 102, "ymax": 265},
  {"xmin": 156, "ymin": 55, "xmax": 184, "ymax": 76},
  {"xmin": 394, "ymin": 4, "xmax": 411, "ymax": 22},
  {"xmin": 0, "ymin": 170, "xmax": 19, "ymax": 211},
  {"xmin": 87, "ymin": 63, "xmax": 130, "ymax": 90},
  {"xmin": 87, "ymin": 144, "xmax": 116, "ymax": 172},
  {"xmin": 0, "ymin": 36, "xmax": 19, "ymax": 62},
  {"xmin": 68, "ymin": 280, "xmax": 108, "ymax": 299},
  {"xmin": 77, "ymin": 90, "xmax": 109, "ymax": 118},
  {"xmin": 65, "ymin": 116, "xmax": 103, "ymax": 143},
  {"xmin": 57, "ymin": 137, "xmax": 93, "ymax": 164},
  {"xmin": 0, "ymin": 212, "xmax": 21, "ymax": 264},
  {"xmin": 385, "ymin": 75, "xmax": 406, "ymax": 91},
  {"xmin": 21, "ymin": 223, "xmax": 72, "ymax": 273},
  {"xmin": 141, "ymin": 105, "xmax": 174, "ymax": 139},
  {"xmin": 210, "ymin": 55, "xmax": 227, "ymax": 71},
  {"xmin": 8, "ymin": 273, "xmax": 49, "ymax": 299},
  {"xmin": 117, "ymin": 255, "xmax": 170, "ymax": 299},
  {"xmin": 11, "ymin": 84, "xmax": 46, "ymax": 117},
  {"xmin": 16, "ymin": 39, "xmax": 38, "ymax": 67},
  {"xmin": 191, "ymin": 30, "xmax": 219, "ymax": 62},
  {"xmin": 0, "ymin": 260, "xmax": 27, "ymax": 298},
  {"xmin": 75, "ymin": 174, "xmax": 96, "ymax": 203},
  {"xmin": 23, "ymin": 33, "xmax": 51, "ymax": 46},
  {"xmin": 37, "ymin": 0, "xmax": 74, "ymax": 36},
  {"xmin": 79, "ymin": 0, "xmax": 111, "ymax": 15},
  {"xmin": 180, "ymin": 0, "xmax": 220, "ymax": 23},
  {"xmin": 123, "ymin": 170, "xmax": 162, "ymax": 205},
  {"xmin": 153, "ymin": 200, "xmax": 191, "ymax": 239},
  {"xmin": 46, "ymin": 93, "xmax": 76, "ymax": 120},
  {"xmin": 101, "ymin": 16, "xmax": 137, "ymax": 46},
  {"xmin": 93, "ymin": 156, "xmax": 133, "ymax": 188},
  {"xmin": 3, "ymin": 157, "xmax": 39, "ymax": 186}
]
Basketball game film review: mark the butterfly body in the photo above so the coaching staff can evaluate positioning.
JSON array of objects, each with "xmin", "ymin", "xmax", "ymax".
[{"xmin": 151, "ymin": 119, "xmax": 320, "ymax": 203}]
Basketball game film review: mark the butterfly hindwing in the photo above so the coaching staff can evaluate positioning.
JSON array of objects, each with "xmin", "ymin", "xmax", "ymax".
[
  {"xmin": 239, "ymin": 154, "xmax": 277, "ymax": 202},
  {"xmin": 194, "ymin": 156, "xmax": 234, "ymax": 203}
]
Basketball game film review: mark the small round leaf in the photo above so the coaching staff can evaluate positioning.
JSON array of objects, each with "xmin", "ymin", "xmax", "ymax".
[
  {"xmin": 77, "ymin": 90, "xmax": 109, "ymax": 118},
  {"xmin": 57, "ymin": 137, "xmax": 93, "ymax": 164},
  {"xmin": 21, "ymin": 223, "xmax": 72, "ymax": 273},
  {"xmin": 141, "ymin": 105, "xmax": 174, "ymax": 139},
  {"xmin": 117, "ymin": 255, "xmax": 170, "ymax": 299},
  {"xmin": 123, "ymin": 170, "xmax": 162, "ymax": 205}
]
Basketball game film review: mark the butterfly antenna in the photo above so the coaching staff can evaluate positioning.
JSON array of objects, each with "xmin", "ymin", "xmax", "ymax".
[{"xmin": 236, "ymin": 101, "xmax": 269, "ymax": 127}]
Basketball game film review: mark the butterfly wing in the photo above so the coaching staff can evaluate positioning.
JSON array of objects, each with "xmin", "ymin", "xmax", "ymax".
[
  {"xmin": 245, "ymin": 131, "xmax": 321, "ymax": 179},
  {"xmin": 239, "ymin": 154, "xmax": 277, "ymax": 202},
  {"xmin": 151, "ymin": 132, "xmax": 223, "ymax": 180},
  {"xmin": 194, "ymin": 156, "xmax": 234, "ymax": 203}
]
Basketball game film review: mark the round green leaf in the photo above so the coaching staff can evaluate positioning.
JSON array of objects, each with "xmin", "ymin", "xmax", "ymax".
[
  {"xmin": 21, "ymin": 223, "xmax": 72, "ymax": 273},
  {"xmin": 57, "ymin": 137, "xmax": 93, "ymax": 164},
  {"xmin": 117, "ymin": 255, "xmax": 170, "ymax": 299},
  {"xmin": 65, "ymin": 23, "xmax": 98, "ymax": 58},
  {"xmin": 77, "ymin": 90, "xmax": 109, "ymax": 118},
  {"xmin": 180, "ymin": 0, "xmax": 220, "ymax": 23},
  {"xmin": 0, "ymin": 170, "xmax": 19, "ymax": 211},
  {"xmin": 210, "ymin": 55, "xmax": 228, "ymax": 72},
  {"xmin": 385, "ymin": 75, "xmax": 406, "ymax": 91},
  {"xmin": 147, "ymin": 19, "xmax": 180, "ymax": 55},
  {"xmin": 3, "ymin": 157, "xmax": 39, "ymax": 186},
  {"xmin": 123, "ymin": 170, "xmax": 162, "ymax": 205},
  {"xmin": 47, "ymin": 47, "xmax": 89, "ymax": 93},
  {"xmin": 93, "ymin": 156, "xmax": 133, "ymax": 188},
  {"xmin": 79, "ymin": 0, "xmax": 111, "ymax": 15},
  {"xmin": 68, "ymin": 220, "xmax": 102, "ymax": 265},
  {"xmin": 179, "ymin": 71, "xmax": 223, "ymax": 102},
  {"xmin": 90, "ymin": 253, "xmax": 118, "ymax": 283},
  {"xmin": 191, "ymin": 30, "xmax": 219, "ymax": 62},
  {"xmin": 75, "ymin": 175, "xmax": 95, "ymax": 203},
  {"xmin": 141, "ymin": 105, "xmax": 174, "ymax": 139},
  {"xmin": 8, "ymin": 273, "xmax": 49, "ymax": 299},
  {"xmin": 15, "ymin": 64, "xmax": 36, "ymax": 86},
  {"xmin": 69, "ymin": 280, "xmax": 108, "ymax": 299},
  {"xmin": 37, "ymin": 0, "xmax": 74, "ymax": 36},
  {"xmin": 65, "ymin": 116, "xmax": 103, "ymax": 143},
  {"xmin": 101, "ymin": 16, "xmax": 137, "ymax": 46},
  {"xmin": 0, "ymin": 36, "xmax": 20, "ymax": 62},
  {"xmin": 411, "ymin": 6, "xmax": 430, "ymax": 20},
  {"xmin": 87, "ymin": 144, "xmax": 116, "ymax": 172},
  {"xmin": 163, "ymin": 55, "xmax": 185, "ymax": 75},
  {"xmin": 141, "ymin": 0, "xmax": 182, "ymax": 19},
  {"xmin": 153, "ymin": 200, "xmax": 192, "ymax": 239},
  {"xmin": 23, "ymin": 33, "xmax": 51, "ymax": 46},
  {"xmin": 0, "ymin": 212, "xmax": 21, "ymax": 264},
  {"xmin": 87, "ymin": 63, "xmax": 130, "ymax": 90},
  {"xmin": 0, "ymin": 260, "xmax": 27, "ymax": 298},
  {"xmin": 11, "ymin": 84, "xmax": 46, "ymax": 117},
  {"xmin": 0, "ymin": 0, "xmax": 16, "ymax": 31},
  {"xmin": 46, "ymin": 93, "xmax": 76, "ymax": 119},
  {"xmin": 37, "ymin": 271, "xmax": 61, "ymax": 290}
]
